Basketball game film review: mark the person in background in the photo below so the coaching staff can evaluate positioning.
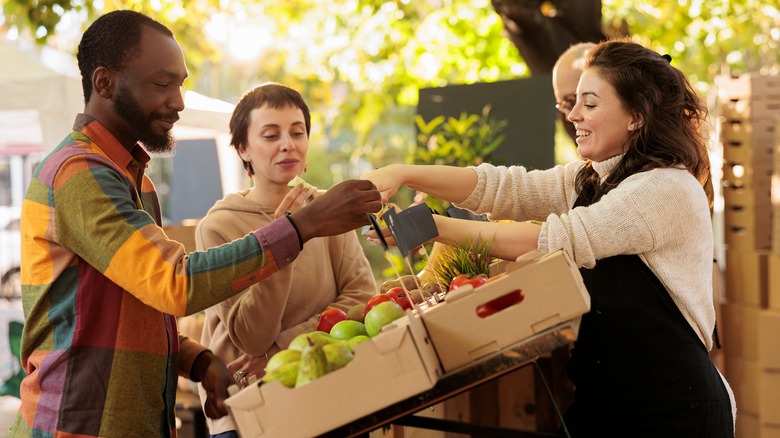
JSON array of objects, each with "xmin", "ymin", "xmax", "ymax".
[
  {"xmin": 195, "ymin": 83, "xmax": 376, "ymax": 438},
  {"xmin": 12, "ymin": 10, "xmax": 380, "ymax": 438},
  {"xmin": 553, "ymin": 42, "xmax": 597, "ymax": 143},
  {"xmin": 364, "ymin": 38, "xmax": 735, "ymax": 437}
]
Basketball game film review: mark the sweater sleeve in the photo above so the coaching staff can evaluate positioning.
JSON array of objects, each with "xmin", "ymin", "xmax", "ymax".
[
  {"xmin": 456, "ymin": 161, "xmax": 583, "ymax": 221},
  {"xmin": 52, "ymin": 153, "xmax": 299, "ymax": 317}
]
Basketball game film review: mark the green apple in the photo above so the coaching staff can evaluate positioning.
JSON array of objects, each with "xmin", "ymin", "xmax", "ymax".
[
  {"xmin": 346, "ymin": 335, "xmax": 371, "ymax": 352},
  {"xmin": 364, "ymin": 301, "xmax": 406, "ymax": 337},
  {"xmin": 329, "ymin": 320, "xmax": 368, "ymax": 340}
]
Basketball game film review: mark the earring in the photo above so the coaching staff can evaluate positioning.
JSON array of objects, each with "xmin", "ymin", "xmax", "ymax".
[
  {"xmin": 629, "ymin": 123, "xmax": 636, "ymax": 131},
  {"xmin": 303, "ymin": 164, "xmax": 308, "ymax": 173}
]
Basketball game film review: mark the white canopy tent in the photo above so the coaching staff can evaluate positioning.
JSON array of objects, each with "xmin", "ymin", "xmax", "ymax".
[{"xmin": 0, "ymin": 38, "xmax": 243, "ymax": 196}]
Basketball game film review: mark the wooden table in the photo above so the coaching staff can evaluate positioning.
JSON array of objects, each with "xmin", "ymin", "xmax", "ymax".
[{"xmin": 319, "ymin": 319, "xmax": 580, "ymax": 438}]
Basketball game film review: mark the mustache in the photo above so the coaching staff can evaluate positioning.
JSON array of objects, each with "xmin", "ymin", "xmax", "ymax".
[{"xmin": 152, "ymin": 112, "xmax": 180, "ymax": 124}]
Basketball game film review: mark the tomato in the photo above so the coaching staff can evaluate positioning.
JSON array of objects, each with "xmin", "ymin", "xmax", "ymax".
[
  {"xmin": 448, "ymin": 274, "xmax": 488, "ymax": 291},
  {"xmin": 475, "ymin": 289, "xmax": 525, "ymax": 318},
  {"xmin": 364, "ymin": 294, "xmax": 396, "ymax": 317},
  {"xmin": 386, "ymin": 287, "xmax": 415, "ymax": 311},
  {"xmin": 316, "ymin": 307, "xmax": 348, "ymax": 333}
]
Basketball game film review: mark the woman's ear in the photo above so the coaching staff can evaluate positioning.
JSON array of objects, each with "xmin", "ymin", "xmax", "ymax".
[
  {"xmin": 629, "ymin": 114, "xmax": 644, "ymax": 131},
  {"xmin": 237, "ymin": 144, "xmax": 250, "ymax": 162}
]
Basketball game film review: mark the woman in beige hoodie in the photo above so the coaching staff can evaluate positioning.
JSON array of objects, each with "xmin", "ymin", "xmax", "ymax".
[{"xmin": 196, "ymin": 83, "xmax": 376, "ymax": 437}]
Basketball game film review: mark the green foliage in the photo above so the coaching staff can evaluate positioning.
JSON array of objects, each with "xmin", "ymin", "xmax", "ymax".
[{"xmin": 412, "ymin": 106, "xmax": 507, "ymax": 214}]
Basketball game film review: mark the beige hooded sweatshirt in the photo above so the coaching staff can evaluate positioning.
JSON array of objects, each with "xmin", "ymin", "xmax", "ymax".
[{"xmin": 195, "ymin": 188, "xmax": 376, "ymax": 434}]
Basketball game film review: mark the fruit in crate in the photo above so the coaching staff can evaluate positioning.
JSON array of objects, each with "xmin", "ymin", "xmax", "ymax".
[
  {"xmin": 323, "ymin": 342, "xmax": 355, "ymax": 370},
  {"xmin": 448, "ymin": 273, "xmax": 488, "ymax": 291},
  {"xmin": 295, "ymin": 337, "xmax": 331, "ymax": 388},
  {"xmin": 316, "ymin": 307, "xmax": 348, "ymax": 333},
  {"xmin": 265, "ymin": 349, "xmax": 302, "ymax": 374},
  {"xmin": 288, "ymin": 331, "xmax": 337, "ymax": 351},
  {"xmin": 346, "ymin": 335, "xmax": 371, "ymax": 352},
  {"xmin": 385, "ymin": 287, "xmax": 415, "ymax": 311},
  {"xmin": 346, "ymin": 303, "xmax": 367, "ymax": 322},
  {"xmin": 379, "ymin": 275, "xmax": 419, "ymax": 294},
  {"xmin": 261, "ymin": 360, "xmax": 300, "ymax": 388},
  {"xmin": 430, "ymin": 239, "xmax": 494, "ymax": 292},
  {"xmin": 364, "ymin": 294, "xmax": 396, "ymax": 316},
  {"xmin": 364, "ymin": 300, "xmax": 406, "ymax": 337},
  {"xmin": 329, "ymin": 319, "xmax": 369, "ymax": 340},
  {"xmin": 476, "ymin": 289, "xmax": 526, "ymax": 318}
]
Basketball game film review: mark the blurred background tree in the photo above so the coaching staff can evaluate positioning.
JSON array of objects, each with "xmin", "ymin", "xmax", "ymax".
[{"xmin": 2, "ymin": 0, "xmax": 778, "ymax": 281}]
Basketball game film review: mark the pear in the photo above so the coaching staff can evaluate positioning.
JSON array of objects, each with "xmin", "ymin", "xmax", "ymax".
[
  {"xmin": 261, "ymin": 361, "xmax": 299, "ymax": 388},
  {"xmin": 295, "ymin": 337, "xmax": 330, "ymax": 388},
  {"xmin": 265, "ymin": 349, "xmax": 301, "ymax": 374},
  {"xmin": 288, "ymin": 331, "xmax": 335, "ymax": 351},
  {"xmin": 323, "ymin": 342, "xmax": 354, "ymax": 371}
]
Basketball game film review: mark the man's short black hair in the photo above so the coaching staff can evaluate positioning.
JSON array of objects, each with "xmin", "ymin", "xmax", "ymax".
[{"xmin": 76, "ymin": 10, "xmax": 174, "ymax": 103}]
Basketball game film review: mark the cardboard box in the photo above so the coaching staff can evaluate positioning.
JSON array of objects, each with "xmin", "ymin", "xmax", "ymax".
[
  {"xmin": 737, "ymin": 412, "xmax": 760, "ymax": 438},
  {"xmin": 718, "ymin": 73, "xmax": 780, "ymax": 101},
  {"xmin": 759, "ymin": 310, "xmax": 780, "ymax": 369},
  {"xmin": 420, "ymin": 249, "xmax": 590, "ymax": 372},
  {"xmin": 759, "ymin": 369, "xmax": 780, "ymax": 424},
  {"xmin": 761, "ymin": 424, "xmax": 780, "ymax": 438},
  {"xmin": 722, "ymin": 160, "xmax": 773, "ymax": 189},
  {"xmin": 720, "ymin": 98, "xmax": 780, "ymax": 119},
  {"xmin": 225, "ymin": 315, "xmax": 441, "ymax": 437},
  {"xmin": 722, "ymin": 302, "xmax": 761, "ymax": 359},
  {"xmin": 725, "ymin": 221, "xmax": 773, "ymax": 251},
  {"xmin": 725, "ymin": 250, "xmax": 769, "ymax": 307},
  {"xmin": 723, "ymin": 185, "xmax": 771, "ymax": 211},
  {"xmin": 721, "ymin": 118, "xmax": 777, "ymax": 147},
  {"xmin": 725, "ymin": 355, "xmax": 760, "ymax": 416},
  {"xmin": 770, "ymin": 253, "xmax": 780, "ymax": 310}
]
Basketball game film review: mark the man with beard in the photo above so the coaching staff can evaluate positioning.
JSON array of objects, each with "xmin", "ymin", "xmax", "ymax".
[{"xmin": 12, "ymin": 10, "xmax": 381, "ymax": 438}]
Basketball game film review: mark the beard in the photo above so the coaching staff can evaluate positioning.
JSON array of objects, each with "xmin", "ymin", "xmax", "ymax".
[{"xmin": 113, "ymin": 83, "xmax": 177, "ymax": 154}]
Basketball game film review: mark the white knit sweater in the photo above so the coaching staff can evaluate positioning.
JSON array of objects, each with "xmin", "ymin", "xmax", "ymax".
[{"xmin": 459, "ymin": 155, "xmax": 716, "ymax": 349}]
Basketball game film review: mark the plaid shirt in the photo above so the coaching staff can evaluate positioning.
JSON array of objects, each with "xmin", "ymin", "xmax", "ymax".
[{"xmin": 11, "ymin": 115, "xmax": 300, "ymax": 437}]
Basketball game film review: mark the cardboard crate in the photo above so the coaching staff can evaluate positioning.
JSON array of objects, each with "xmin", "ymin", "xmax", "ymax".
[
  {"xmin": 759, "ymin": 310, "xmax": 780, "ymax": 370},
  {"xmin": 722, "ymin": 302, "xmax": 761, "ymax": 359},
  {"xmin": 725, "ymin": 250, "xmax": 769, "ymax": 307},
  {"xmin": 723, "ymin": 205, "xmax": 772, "ymax": 251},
  {"xmin": 420, "ymin": 249, "xmax": 590, "ymax": 373},
  {"xmin": 722, "ymin": 160, "xmax": 773, "ymax": 189},
  {"xmin": 723, "ymin": 185, "xmax": 771, "ymax": 211},
  {"xmin": 718, "ymin": 73, "xmax": 780, "ymax": 102},
  {"xmin": 762, "ymin": 424, "xmax": 780, "ymax": 438},
  {"xmin": 725, "ymin": 355, "xmax": 760, "ymax": 416},
  {"xmin": 720, "ymin": 98, "xmax": 780, "ymax": 119},
  {"xmin": 721, "ymin": 118, "xmax": 777, "ymax": 148},
  {"xmin": 725, "ymin": 222, "xmax": 772, "ymax": 251},
  {"xmin": 759, "ymin": 370, "xmax": 780, "ymax": 425},
  {"xmin": 225, "ymin": 315, "xmax": 441, "ymax": 437},
  {"xmin": 722, "ymin": 138, "xmax": 774, "ymax": 165},
  {"xmin": 770, "ymin": 253, "xmax": 780, "ymax": 310}
]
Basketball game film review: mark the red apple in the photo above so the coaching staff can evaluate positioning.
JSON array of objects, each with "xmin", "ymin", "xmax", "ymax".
[
  {"xmin": 385, "ymin": 287, "xmax": 414, "ymax": 311},
  {"xmin": 316, "ymin": 307, "xmax": 348, "ymax": 333},
  {"xmin": 448, "ymin": 274, "xmax": 488, "ymax": 291},
  {"xmin": 364, "ymin": 294, "xmax": 395, "ymax": 317}
]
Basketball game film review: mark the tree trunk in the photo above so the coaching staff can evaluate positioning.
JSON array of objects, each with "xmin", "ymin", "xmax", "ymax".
[{"xmin": 491, "ymin": 0, "xmax": 606, "ymax": 75}]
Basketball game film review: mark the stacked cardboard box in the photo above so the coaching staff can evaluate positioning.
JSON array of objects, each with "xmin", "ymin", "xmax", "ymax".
[{"xmin": 718, "ymin": 73, "xmax": 780, "ymax": 438}]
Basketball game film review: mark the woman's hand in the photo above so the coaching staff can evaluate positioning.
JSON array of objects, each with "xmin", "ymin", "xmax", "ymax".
[
  {"xmin": 275, "ymin": 183, "xmax": 319, "ymax": 219},
  {"xmin": 227, "ymin": 344, "xmax": 282, "ymax": 388},
  {"xmin": 361, "ymin": 164, "xmax": 405, "ymax": 203}
]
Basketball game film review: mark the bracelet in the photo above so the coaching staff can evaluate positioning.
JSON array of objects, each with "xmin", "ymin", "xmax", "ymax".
[{"xmin": 285, "ymin": 213, "xmax": 304, "ymax": 250}]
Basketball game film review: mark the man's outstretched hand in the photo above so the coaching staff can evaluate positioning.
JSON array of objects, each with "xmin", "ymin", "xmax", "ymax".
[{"xmin": 291, "ymin": 179, "xmax": 382, "ymax": 243}]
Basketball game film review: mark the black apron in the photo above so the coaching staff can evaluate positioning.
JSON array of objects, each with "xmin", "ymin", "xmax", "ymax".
[{"xmin": 562, "ymin": 195, "xmax": 733, "ymax": 438}]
